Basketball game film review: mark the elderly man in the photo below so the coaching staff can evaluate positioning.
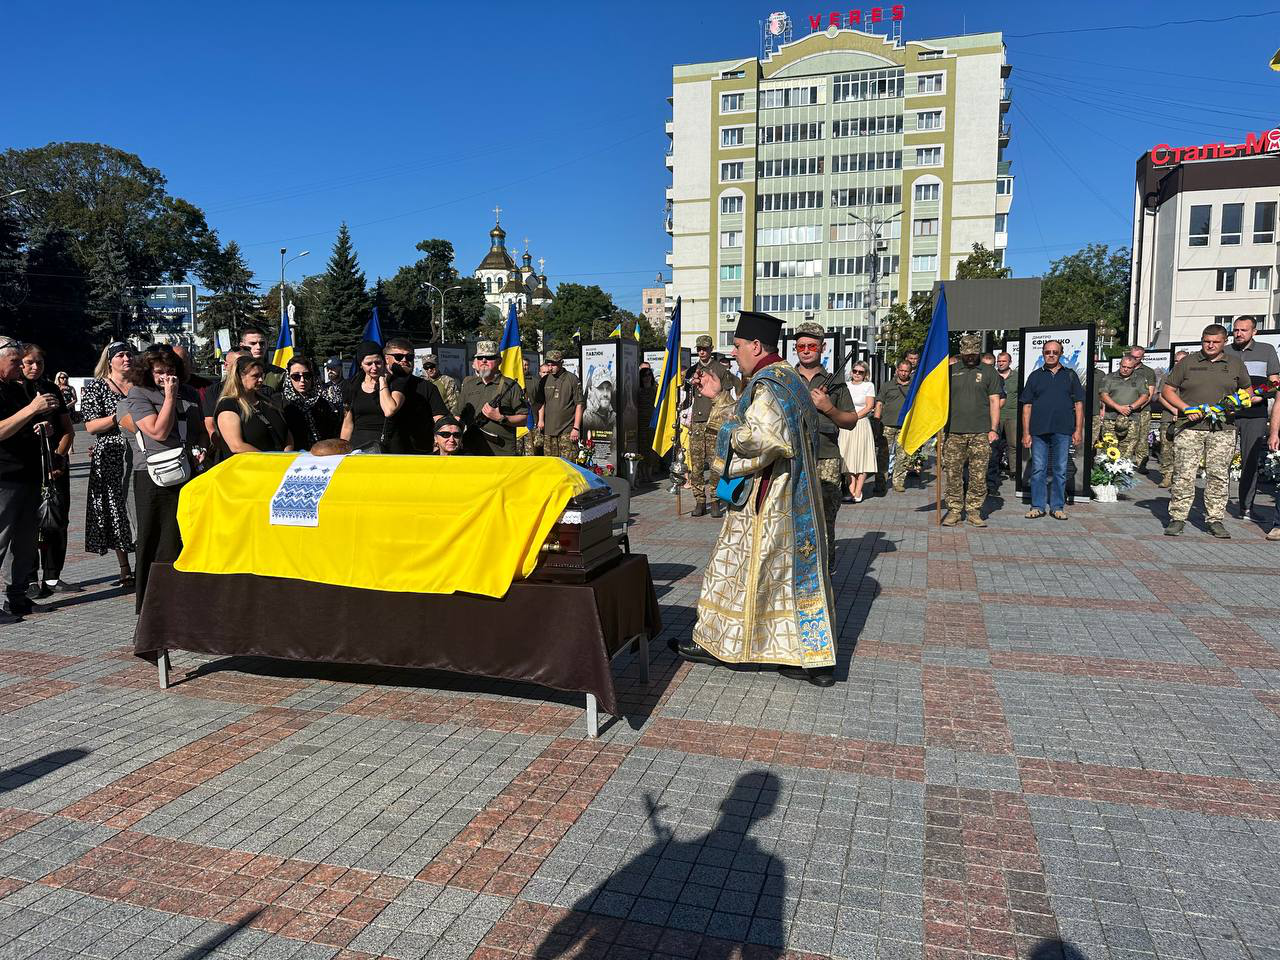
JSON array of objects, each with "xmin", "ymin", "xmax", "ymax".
[
  {"xmin": 686, "ymin": 335, "xmax": 735, "ymax": 518},
  {"xmin": 1162, "ymin": 324, "xmax": 1251, "ymax": 538},
  {"xmin": 322, "ymin": 359, "xmax": 345, "ymax": 412},
  {"xmin": 537, "ymin": 350, "xmax": 583, "ymax": 461},
  {"xmin": 1127, "ymin": 345, "xmax": 1158, "ymax": 470},
  {"xmin": 791, "ymin": 322, "xmax": 859, "ymax": 563},
  {"xmin": 1021, "ymin": 340, "xmax": 1085, "ymax": 520},
  {"xmin": 458, "ymin": 341, "xmax": 528, "ymax": 456},
  {"xmin": 875, "ymin": 360, "xmax": 913, "ymax": 492},
  {"xmin": 420, "ymin": 354, "xmax": 460, "ymax": 416},
  {"xmin": 0, "ymin": 339, "xmax": 60, "ymax": 620},
  {"xmin": 942, "ymin": 335, "xmax": 1001, "ymax": 526},
  {"xmin": 1098, "ymin": 355, "xmax": 1148, "ymax": 463},
  {"xmin": 1227, "ymin": 315, "xmax": 1280, "ymax": 520}
]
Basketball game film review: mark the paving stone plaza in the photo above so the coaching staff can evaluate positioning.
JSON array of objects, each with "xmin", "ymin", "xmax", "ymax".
[{"xmin": 0, "ymin": 451, "xmax": 1278, "ymax": 960}]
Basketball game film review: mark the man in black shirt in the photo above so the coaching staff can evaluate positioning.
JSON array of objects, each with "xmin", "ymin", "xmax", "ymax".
[
  {"xmin": 0, "ymin": 339, "xmax": 60, "ymax": 620},
  {"xmin": 383, "ymin": 338, "xmax": 448, "ymax": 453},
  {"xmin": 239, "ymin": 326, "xmax": 285, "ymax": 399}
]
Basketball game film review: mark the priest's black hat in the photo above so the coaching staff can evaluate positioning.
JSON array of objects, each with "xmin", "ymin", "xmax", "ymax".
[{"xmin": 733, "ymin": 310, "xmax": 783, "ymax": 349}]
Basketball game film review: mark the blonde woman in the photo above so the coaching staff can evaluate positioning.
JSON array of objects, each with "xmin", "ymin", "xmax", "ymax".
[
  {"xmin": 838, "ymin": 363, "xmax": 878, "ymax": 503},
  {"xmin": 214, "ymin": 356, "xmax": 293, "ymax": 456},
  {"xmin": 81, "ymin": 342, "xmax": 136, "ymax": 589}
]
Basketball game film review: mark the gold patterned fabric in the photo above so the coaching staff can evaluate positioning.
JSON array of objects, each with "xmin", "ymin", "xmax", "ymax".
[{"xmin": 692, "ymin": 369, "xmax": 837, "ymax": 668}]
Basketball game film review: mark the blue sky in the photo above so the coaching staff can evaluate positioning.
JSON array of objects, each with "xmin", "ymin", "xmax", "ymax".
[{"xmin": 5, "ymin": 2, "xmax": 1278, "ymax": 308}]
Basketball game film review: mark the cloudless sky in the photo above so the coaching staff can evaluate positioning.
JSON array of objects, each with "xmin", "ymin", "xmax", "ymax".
[{"xmin": 4, "ymin": 1, "xmax": 1279, "ymax": 307}]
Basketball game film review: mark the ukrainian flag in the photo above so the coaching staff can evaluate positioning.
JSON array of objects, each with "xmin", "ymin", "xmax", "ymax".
[
  {"xmin": 271, "ymin": 312, "xmax": 294, "ymax": 370},
  {"xmin": 498, "ymin": 302, "xmax": 527, "ymax": 438},
  {"xmin": 650, "ymin": 297, "xmax": 682, "ymax": 455},
  {"xmin": 609, "ymin": 321, "xmax": 622, "ymax": 339},
  {"xmin": 1271, "ymin": 47, "xmax": 1280, "ymax": 70},
  {"xmin": 897, "ymin": 284, "xmax": 950, "ymax": 455}
]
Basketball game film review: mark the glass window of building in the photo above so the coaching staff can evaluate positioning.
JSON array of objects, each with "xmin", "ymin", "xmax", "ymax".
[
  {"xmin": 917, "ymin": 73, "xmax": 944, "ymax": 93},
  {"xmin": 916, "ymin": 147, "xmax": 942, "ymax": 167},
  {"xmin": 759, "ymin": 157, "xmax": 822, "ymax": 178},
  {"xmin": 911, "ymin": 255, "xmax": 938, "ymax": 272},
  {"xmin": 719, "ymin": 264, "xmax": 742, "ymax": 281},
  {"xmin": 720, "ymin": 231, "xmax": 742, "ymax": 248},
  {"xmin": 917, "ymin": 110, "xmax": 943, "ymax": 131},
  {"xmin": 913, "ymin": 218, "xmax": 939, "ymax": 236},
  {"xmin": 914, "ymin": 182, "xmax": 940, "ymax": 202},
  {"xmin": 758, "ymin": 225, "xmax": 822, "ymax": 246},
  {"xmin": 719, "ymin": 296, "xmax": 742, "ymax": 314},
  {"xmin": 720, "ymin": 195, "xmax": 743, "ymax": 214},
  {"xmin": 720, "ymin": 161, "xmax": 744, "ymax": 181},
  {"xmin": 832, "ymin": 68, "xmax": 904, "ymax": 102},
  {"xmin": 1221, "ymin": 203, "xmax": 1244, "ymax": 246},
  {"xmin": 1188, "ymin": 205, "xmax": 1211, "ymax": 246},
  {"xmin": 721, "ymin": 127, "xmax": 745, "ymax": 147},
  {"xmin": 996, "ymin": 177, "xmax": 1013, "ymax": 196},
  {"xmin": 758, "ymin": 85, "xmax": 819, "ymax": 109},
  {"xmin": 1249, "ymin": 267, "xmax": 1271, "ymax": 291},
  {"xmin": 720, "ymin": 93, "xmax": 744, "ymax": 112},
  {"xmin": 995, "ymin": 213, "xmax": 1008, "ymax": 233},
  {"xmin": 1216, "ymin": 268, "xmax": 1236, "ymax": 292},
  {"xmin": 1254, "ymin": 202, "xmax": 1276, "ymax": 243}
]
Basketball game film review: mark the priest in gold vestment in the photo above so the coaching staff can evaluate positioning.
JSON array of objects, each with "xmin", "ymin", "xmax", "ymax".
[{"xmin": 673, "ymin": 311, "xmax": 839, "ymax": 687}]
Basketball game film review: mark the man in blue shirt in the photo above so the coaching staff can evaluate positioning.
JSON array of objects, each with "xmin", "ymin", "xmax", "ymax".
[{"xmin": 1021, "ymin": 340, "xmax": 1085, "ymax": 520}]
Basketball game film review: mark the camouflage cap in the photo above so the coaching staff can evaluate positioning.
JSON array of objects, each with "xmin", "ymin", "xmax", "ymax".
[
  {"xmin": 958, "ymin": 334, "xmax": 982, "ymax": 354},
  {"xmin": 420, "ymin": 354, "xmax": 438, "ymax": 367},
  {"xmin": 695, "ymin": 335, "xmax": 713, "ymax": 349},
  {"xmin": 545, "ymin": 349, "xmax": 564, "ymax": 362},
  {"xmin": 794, "ymin": 321, "xmax": 825, "ymax": 340},
  {"xmin": 474, "ymin": 340, "xmax": 500, "ymax": 358}
]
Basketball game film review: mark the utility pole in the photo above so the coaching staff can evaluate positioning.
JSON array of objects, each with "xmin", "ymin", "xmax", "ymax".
[{"xmin": 848, "ymin": 208, "xmax": 902, "ymax": 357}]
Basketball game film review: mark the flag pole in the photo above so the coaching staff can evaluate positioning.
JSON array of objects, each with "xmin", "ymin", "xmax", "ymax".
[{"xmin": 934, "ymin": 432, "xmax": 943, "ymax": 526}]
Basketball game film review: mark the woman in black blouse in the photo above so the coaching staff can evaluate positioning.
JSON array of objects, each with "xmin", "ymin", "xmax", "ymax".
[
  {"xmin": 281, "ymin": 357, "xmax": 341, "ymax": 451},
  {"xmin": 340, "ymin": 341, "xmax": 406, "ymax": 452},
  {"xmin": 215, "ymin": 356, "xmax": 293, "ymax": 455}
]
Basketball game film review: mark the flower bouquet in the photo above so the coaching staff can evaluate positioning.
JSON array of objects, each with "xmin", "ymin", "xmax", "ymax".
[
  {"xmin": 1262, "ymin": 449, "xmax": 1280, "ymax": 485},
  {"xmin": 1182, "ymin": 381, "xmax": 1279, "ymax": 425},
  {"xmin": 1229, "ymin": 452, "xmax": 1242, "ymax": 484},
  {"xmin": 1090, "ymin": 431, "xmax": 1136, "ymax": 501},
  {"xmin": 575, "ymin": 436, "xmax": 616, "ymax": 478}
]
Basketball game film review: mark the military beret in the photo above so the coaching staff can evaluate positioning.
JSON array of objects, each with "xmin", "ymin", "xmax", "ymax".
[
  {"xmin": 695, "ymin": 335, "xmax": 713, "ymax": 349},
  {"xmin": 795, "ymin": 322, "xmax": 825, "ymax": 340},
  {"xmin": 958, "ymin": 334, "xmax": 982, "ymax": 354},
  {"xmin": 546, "ymin": 349, "xmax": 564, "ymax": 362},
  {"xmin": 474, "ymin": 340, "xmax": 500, "ymax": 358}
]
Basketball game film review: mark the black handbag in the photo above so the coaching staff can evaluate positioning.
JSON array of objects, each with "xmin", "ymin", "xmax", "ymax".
[{"xmin": 37, "ymin": 436, "xmax": 67, "ymax": 540}]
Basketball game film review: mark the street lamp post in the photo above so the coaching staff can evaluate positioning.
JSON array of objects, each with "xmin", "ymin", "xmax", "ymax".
[
  {"xmin": 279, "ymin": 248, "xmax": 310, "ymax": 343},
  {"xmin": 424, "ymin": 282, "xmax": 462, "ymax": 343},
  {"xmin": 847, "ymin": 209, "xmax": 902, "ymax": 357}
]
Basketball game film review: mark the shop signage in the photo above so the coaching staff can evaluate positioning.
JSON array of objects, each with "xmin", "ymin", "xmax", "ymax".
[
  {"xmin": 1150, "ymin": 128, "xmax": 1280, "ymax": 167},
  {"xmin": 807, "ymin": 6, "xmax": 905, "ymax": 31}
]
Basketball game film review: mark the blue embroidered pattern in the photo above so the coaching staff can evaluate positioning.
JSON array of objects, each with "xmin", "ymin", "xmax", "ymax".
[{"xmin": 269, "ymin": 463, "xmax": 337, "ymax": 525}]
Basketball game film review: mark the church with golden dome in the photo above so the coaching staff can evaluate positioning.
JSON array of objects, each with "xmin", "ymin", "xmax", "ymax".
[{"xmin": 473, "ymin": 208, "xmax": 554, "ymax": 316}]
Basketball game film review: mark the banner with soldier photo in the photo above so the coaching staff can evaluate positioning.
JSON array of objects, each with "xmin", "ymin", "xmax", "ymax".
[
  {"xmin": 582, "ymin": 341, "xmax": 619, "ymax": 470},
  {"xmin": 1015, "ymin": 325, "xmax": 1097, "ymax": 502}
]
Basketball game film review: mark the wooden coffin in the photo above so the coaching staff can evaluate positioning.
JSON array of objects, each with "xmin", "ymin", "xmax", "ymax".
[{"xmin": 528, "ymin": 490, "xmax": 623, "ymax": 584}]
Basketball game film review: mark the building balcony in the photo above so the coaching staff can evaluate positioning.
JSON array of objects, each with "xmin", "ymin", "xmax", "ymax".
[
  {"xmin": 665, "ymin": 250, "xmax": 674, "ymax": 266},
  {"xmin": 1001, "ymin": 61, "xmax": 1012, "ymax": 78},
  {"xmin": 998, "ymin": 122, "xmax": 1011, "ymax": 147},
  {"xmin": 1000, "ymin": 85, "xmax": 1011, "ymax": 112},
  {"xmin": 665, "ymin": 120, "xmax": 674, "ymax": 135},
  {"xmin": 998, "ymin": 160, "xmax": 1012, "ymax": 177},
  {"xmin": 664, "ymin": 147, "xmax": 673, "ymax": 170}
]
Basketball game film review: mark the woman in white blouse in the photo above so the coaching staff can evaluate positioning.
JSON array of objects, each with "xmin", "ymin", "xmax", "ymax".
[{"xmin": 838, "ymin": 363, "xmax": 878, "ymax": 503}]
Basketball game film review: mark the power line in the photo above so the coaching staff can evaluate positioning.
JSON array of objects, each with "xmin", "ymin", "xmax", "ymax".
[
  {"xmin": 1015, "ymin": 68, "xmax": 1274, "ymax": 124},
  {"xmin": 1007, "ymin": 10, "xmax": 1280, "ymax": 39},
  {"xmin": 1009, "ymin": 48, "xmax": 1280, "ymax": 90}
]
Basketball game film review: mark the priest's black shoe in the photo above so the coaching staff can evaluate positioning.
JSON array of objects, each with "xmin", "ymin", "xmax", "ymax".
[
  {"xmin": 710, "ymin": 501, "xmax": 723, "ymax": 518},
  {"xmin": 669, "ymin": 637, "xmax": 722, "ymax": 665},
  {"xmin": 777, "ymin": 665, "xmax": 836, "ymax": 687},
  {"xmin": 691, "ymin": 503, "xmax": 707, "ymax": 517}
]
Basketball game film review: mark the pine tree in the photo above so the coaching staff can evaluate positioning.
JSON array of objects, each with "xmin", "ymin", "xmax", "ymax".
[
  {"xmin": 311, "ymin": 223, "xmax": 368, "ymax": 360},
  {"xmin": 0, "ymin": 208, "xmax": 24, "ymax": 334},
  {"xmin": 371, "ymin": 278, "xmax": 392, "ymax": 333},
  {"xmin": 197, "ymin": 240, "xmax": 259, "ymax": 348},
  {"xmin": 87, "ymin": 232, "xmax": 132, "ymax": 342},
  {"xmin": 18, "ymin": 228, "xmax": 94, "ymax": 369}
]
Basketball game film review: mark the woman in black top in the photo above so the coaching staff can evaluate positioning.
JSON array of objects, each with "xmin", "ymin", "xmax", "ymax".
[
  {"xmin": 281, "ymin": 357, "xmax": 341, "ymax": 451},
  {"xmin": 340, "ymin": 341, "xmax": 406, "ymax": 452},
  {"xmin": 215, "ymin": 357, "xmax": 293, "ymax": 455},
  {"xmin": 22, "ymin": 345, "xmax": 78, "ymax": 596}
]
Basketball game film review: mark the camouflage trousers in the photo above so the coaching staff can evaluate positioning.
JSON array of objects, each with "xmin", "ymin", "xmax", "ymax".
[
  {"xmin": 516, "ymin": 429, "xmax": 542, "ymax": 456},
  {"xmin": 1133, "ymin": 408, "xmax": 1152, "ymax": 466},
  {"xmin": 942, "ymin": 433, "xmax": 991, "ymax": 517},
  {"xmin": 882, "ymin": 426, "xmax": 908, "ymax": 490},
  {"xmin": 1157, "ymin": 419, "xmax": 1176, "ymax": 481},
  {"xmin": 818, "ymin": 458, "xmax": 842, "ymax": 563},
  {"xmin": 1169, "ymin": 427, "xmax": 1236, "ymax": 523},
  {"xmin": 543, "ymin": 432, "xmax": 578, "ymax": 461},
  {"xmin": 1097, "ymin": 415, "xmax": 1142, "ymax": 463},
  {"xmin": 687, "ymin": 420, "xmax": 717, "ymax": 505}
]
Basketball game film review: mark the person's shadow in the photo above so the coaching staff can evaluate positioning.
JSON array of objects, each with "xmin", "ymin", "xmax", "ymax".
[{"xmin": 532, "ymin": 772, "xmax": 785, "ymax": 959}]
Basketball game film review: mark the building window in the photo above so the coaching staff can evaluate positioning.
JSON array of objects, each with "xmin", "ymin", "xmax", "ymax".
[
  {"xmin": 756, "ymin": 259, "xmax": 821, "ymax": 279},
  {"xmin": 832, "ymin": 115, "xmax": 902, "ymax": 138},
  {"xmin": 1221, "ymin": 203, "xmax": 1243, "ymax": 246},
  {"xmin": 996, "ymin": 177, "xmax": 1013, "ymax": 196},
  {"xmin": 720, "ymin": 195, "xmax": 743, "ymax": 214},
  {"xmin": 829, "ymin": 255, "xmax": 899, "ymax": 276},
  {"xmin": 1249, "ymin": 267, "xmax": 1271, "ymax": 291},
  {"xmin": 758, "ymin": 122, "xmax": 823, "ymax": 144},
  {"xmin": 718, "ymin": 296, "xmax": 742, "ymax": 314},
  {"xmin": 916, "ymin": 147, "xmax": 942, "ymax": 167},
  {"xmin": 917, "ymin": 110, "xmax": 943, "ymax": 131},
  {"xmin": 759, "ymin": 156, "xmax": 823, "ymax": 178},
  {"xmin": 757, "ymin": 225, "xmax": 822, "ymax": 246},
  {"xmin": 911, "ymin": 255, "xmax": 938, "ymax": 272},
  {"xmin": 830, "ymin": 151, "xmax": 901, "ymax": 173},
  {"xmin": 719, "ymin": 264, "xmax": 742, "ymax": 281},
  {"xmin": 720, "ymin": 231, "xmax": 742, "ymax": 248},
  {"xmin": 832, "ymin": 68, "xmax": 904, "ymax": 102},
  {"xmin": 757, "ymin": 191, "xmax": 823, "ymax": 212},
  {"xmin": 917, "ymin": 73, "xmax": 944, "ymax": 93},
  {"xmin": 720, "ymin": 92, "xmax": 744, "ymax": 112},
  {"xmin": 1254, "ymin": 201, "xmax": 1276, "ymax": 243},
  {"xmin": 1188, "ymin": 205, "xmax": 1211, "ymax": 246},
  {"xmin": 914, "ymin": 182, "xmax": 940, "ymax": 202},
  {"xmin": 721, "ymin": 126, "xmax": 745, "ymax": 147},
  {"xmin": 918, "ymin": 50, "xmax": 945, "ymax": 60},
  {"xmin": 720, "ymin": 161, "xmax": 744, "ymax": 181},
  {"xmin": 753, "ymin": 293, "xmax": 821, "ymax": 313},
  {"xmin": 758, "ymin": 85, "xmax": 819, "ymax": 109},
  {"xmin": 1217, "ymin": 268, "xmax": 1236, "ymax": 292},
  {"xmin": 995, "ymin": 213, "xmax": 1008, "ymax": 233},
  {"xmin": 831, "ymin": 220, "xmax": 902, "ymax": 242},
  {"xmin": 830, "ymin": 185, "xmax": 903, "ymax": 209},
  {"xmin": 913, "ymin": 218, "xmax": 939, "ymax": 237}
]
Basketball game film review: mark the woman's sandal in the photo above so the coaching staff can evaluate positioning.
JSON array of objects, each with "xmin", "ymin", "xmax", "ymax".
[{"xmin": 1025, "ymin": 509, "xmax": 1045, "ymax": 519}]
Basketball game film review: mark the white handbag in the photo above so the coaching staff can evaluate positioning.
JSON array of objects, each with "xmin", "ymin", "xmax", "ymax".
[{"xmin": 136, "ymin": 407, "xmax": 190, "ymax": 488}]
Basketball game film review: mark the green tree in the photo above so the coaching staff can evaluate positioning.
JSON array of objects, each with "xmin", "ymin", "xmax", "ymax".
[
  {"xmin": 1040, "ymin": 243, "xmax": 1131, "ymax": 344},
  {"xmin": 880, "ymin": 291, "xmax": 934, "ymax": 362},
  {"xmin": 542, "ymin": 283, "xmax": 616, "ymax": 350},
  {"xmin": 310, "ymin": 223, "xmax": 368, "ymax": 360},
  {"xmin": 371, "ymin": 278, "xmax": 392, "ymax": 334},
  {"xmin": 86, "ymin": 232, "xmax": 133, "ymax": 342},
  {"xmin": 382, "ymin": 238, "xmax": 483, "ymax": 341},
  {"xmin": 16, "ymin": 228, "xmax": 94, "ymax": 369},
  {"xmin": 447, "ymin": 277, "xmax": 487, "ymax": 341},
  {"xmin": 955, "ymin": 243, "xmax": 1012, "ymax": 280},
  {"xmin": 197, "ymin": 240, "xmax": 259, "ymax": 337},
  {"xmin": 0, "ymin": 208, "xmax": 23, "ymax": 334}
]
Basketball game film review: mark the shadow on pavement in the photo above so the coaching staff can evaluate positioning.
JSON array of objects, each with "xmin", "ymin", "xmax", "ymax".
[
  {"xmin": 1027, "ymin": 938, "xmax": 1091, "ymax": 960},
  {"xmin": 0, "ymin": 749, "xmax": 90, "ymax": 794},
  {"xmin": 532, "ymin": 771, "xmax": 785, "ymax": 959},
  {"xmin": 174, "ymin": 908, "xmax": 263, "ymax": 959}
]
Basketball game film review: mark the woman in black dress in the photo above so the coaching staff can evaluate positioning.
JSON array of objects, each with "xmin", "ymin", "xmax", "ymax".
[
  {"xmin": 81, "ymin": 342, "xmax": 136, "ymax": 589},
  {"xmin": 340, "ymin": 341, "xmax": 406, "ymax": 452},
  {"xmin": 281, "ymin": 357, "xmax": 341, "ymax": 451},
  {"xmin": 54, "ymin": 372, "xmax": 78, "ymax": 421},
  {"xmin": 215, "ymin": 357, "xmax": 293, "ymax": 455},
  {"xmin": 22, "ymin": 345, "xmax": 78, "ymax": 596}
]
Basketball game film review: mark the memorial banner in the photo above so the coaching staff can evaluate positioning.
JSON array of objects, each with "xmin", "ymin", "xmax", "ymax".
[
  {"xmin": 1016, "ymin": 324, "xmax": 1097, "ymax": 502},
  {"xmin": 582, "ymin": 341, "xmax": 619, "ymax": 470}
]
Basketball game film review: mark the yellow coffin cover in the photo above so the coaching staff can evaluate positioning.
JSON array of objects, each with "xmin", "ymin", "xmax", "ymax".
[{"xmin": 173, "ymin": 454, "xmax": 598, "ymax": 597}]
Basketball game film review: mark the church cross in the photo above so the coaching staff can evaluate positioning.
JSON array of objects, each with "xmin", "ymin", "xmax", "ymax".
[
  {"xmin": 523, "ymin": 236, "xmax": 529, "ymax": 251},
  {"xmin": 492, "ymin": 204, "xmax": 502, "ymax": 222},
  {"xmin": 538, "ymin": 257, "xmax": 545, "ymax": 273}
]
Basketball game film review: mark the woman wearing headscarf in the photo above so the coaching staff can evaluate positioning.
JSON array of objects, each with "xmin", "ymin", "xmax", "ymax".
[
  {"xmin": 81, "ymin": 342, "xmax": 136, "ymax": 589},
  {"xmin": 215, "ymin": 356, "xmax": 293, "ymax": 455},
  {"xmin": 340, "ymin": 341, "xmax": 406, "ymax": 452},
  {"xmin": 281, "ymin": 357, "xmax": 341, "ymax": 451}
]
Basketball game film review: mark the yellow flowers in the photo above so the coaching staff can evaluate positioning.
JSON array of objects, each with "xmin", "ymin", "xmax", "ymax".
[{"xmin": 1106, "ymin": 447, "xmax": 1121, "ymax": 461}]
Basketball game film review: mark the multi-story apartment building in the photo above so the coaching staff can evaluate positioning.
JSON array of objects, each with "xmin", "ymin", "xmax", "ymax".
[
  {"xmin": 1129, "ymin": 130, "xmax": 1280, "ymax": 348},
  {"xmin": 666, "ymin": 22, "xmax": 1012, "ymax": 351}
]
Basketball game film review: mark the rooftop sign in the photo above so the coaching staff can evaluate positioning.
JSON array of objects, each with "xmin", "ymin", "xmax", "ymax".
[
  {"xmin": 1150, "ymin": 128, "xmax": 1280, "ymax": 167},
  {"xmin": 807, "ymin": 6, "xmax": 904, "ymax": 31}
]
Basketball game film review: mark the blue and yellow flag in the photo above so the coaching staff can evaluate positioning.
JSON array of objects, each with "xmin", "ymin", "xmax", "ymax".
[
  {"xmin": 271, "ymin": 312, "xmax": 294, "ymax": 370},
  {"xmin": 650, "ymin": 297, "xmax": 682, "ymax": 456},
  {"xmin": 897, "ymin": 284, "xmax": 950, "ymax": 454},
  {"xmin": 1271, "ymin": 47, "xmax": 1280, "ymax": 70},
  {"xmin": 609, "ymin": 321, "xmax": 622, "ymax": 339},
  {"xmin": 499, "ymin": 301, "xmax": 527, "ymax": 438}
]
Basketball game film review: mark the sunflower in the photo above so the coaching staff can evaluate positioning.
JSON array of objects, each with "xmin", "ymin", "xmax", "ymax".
[{"xmin": 1106, "ymin": 447, "xmax": 1121, "ymax": 461}]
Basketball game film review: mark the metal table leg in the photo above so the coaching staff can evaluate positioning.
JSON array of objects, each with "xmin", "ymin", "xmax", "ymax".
[
  {"xmin": 157, "ymin": 651, "xmax": 170, "ymax": 689},
  {"xmin": 585, "ymin": 693, "xmax": 598, "ymax": 738},
  {"xmin": 636, "ymin": 633, "xmax": 649, "ymax": 684}
]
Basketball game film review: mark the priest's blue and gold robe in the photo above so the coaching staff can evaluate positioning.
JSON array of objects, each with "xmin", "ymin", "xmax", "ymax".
[{"xmin": 691, "ymin": 361, "xmax": 837, "ymax": 667}]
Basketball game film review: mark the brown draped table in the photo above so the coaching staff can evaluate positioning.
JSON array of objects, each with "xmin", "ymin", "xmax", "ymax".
[{"xmin": 134, "ymin": 555, "xmax": 661, "ymax": 736}]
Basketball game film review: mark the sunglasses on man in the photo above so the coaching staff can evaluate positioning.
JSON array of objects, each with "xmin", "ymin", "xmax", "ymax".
[{"xmin": 387, "ymin": 352, "xmax": 413, "ymax": 362}]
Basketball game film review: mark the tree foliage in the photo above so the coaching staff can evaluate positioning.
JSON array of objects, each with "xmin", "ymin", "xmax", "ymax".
[
  {"xmin": 541, "ymin": 283, "xmax": 616, "ymax": 350},
  {"xmin": 197, "ymin": 241, "xmax": 259, "ymax": 339},
  {"xmin": 880, "ymin": 291, "xmax": 935, "ymax": 363},
  {"xmin": 382, "ymin": 238, "xmax": 486, "ymax": 342},
  {"xmin": 1040, "ymin": 243, "xmax": 1130, "ymax": 343},
  {"xmin": 309, "ymin": 223, "xmax": 368, "ymax": 360},
  {"xmin": 955, "ymin": 243, "xmax": 1011, "ymax": 280}
]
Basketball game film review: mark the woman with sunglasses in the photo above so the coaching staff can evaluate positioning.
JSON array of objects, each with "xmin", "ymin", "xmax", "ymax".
[
  {"xmin": 54, "ymin": 372, "xmax": 78, "ymax": 421},
  {"xmin": 340, "ymin": 342, "xmax": 406, "ymax": 453},
  {"xmin": 81, "ymin": 342, "xmax": 136, "ymax": 589},
  {"xmin": 281, "ymin": 357, "xmax": 340, "ymax": 451},
  {"xmin": 433, "ymin": 415, "xmax": 465, "ymax": 456},
  {"xmin": 215, "ymin": 356, "xmax": 293, "ymax": 456},
  {"xmin": 838, "ymin": 363, "xmax": 878, "ymax": 503}
]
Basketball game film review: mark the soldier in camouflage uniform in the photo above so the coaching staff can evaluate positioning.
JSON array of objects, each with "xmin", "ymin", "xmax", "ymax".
[
  {"xmin": 875, "ymin": 360, "xmax": 914, "ymax": 492},
  {"xmin": 1097, "ymin": 355, "xmax": 1149, "ymax": 462},
  {"xmin": 421, "ymin": 356, "xmax": 461, "ymax": 417},
  {"xmin": 942, "ymin": 335, "xmax": 1002, "ymax": 526},
  {"xmin": 1155, "ymin": 350, "xmax": 1188, "ymax": 487},
  {"xmin": 1128, "ymin": 345, "xmax": 1157, "ymax": 470},
  {"xmin": 1161, "ymin": 326, "xmax": 1250, "ymax": 538},
  {"xmin": 686, "ymin": 334, "xmax": 734, "ymax": 518},
  {"xmin": 537, "ymin": 350, "xmax": 584, "ymax": 460},
  {"xmin": 792, "ymin": 322, "xmax": 859, "ymax": 562},
  {"xmin": 516, "ymin": 358, "xmax": 541, "ymax": 456}
]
